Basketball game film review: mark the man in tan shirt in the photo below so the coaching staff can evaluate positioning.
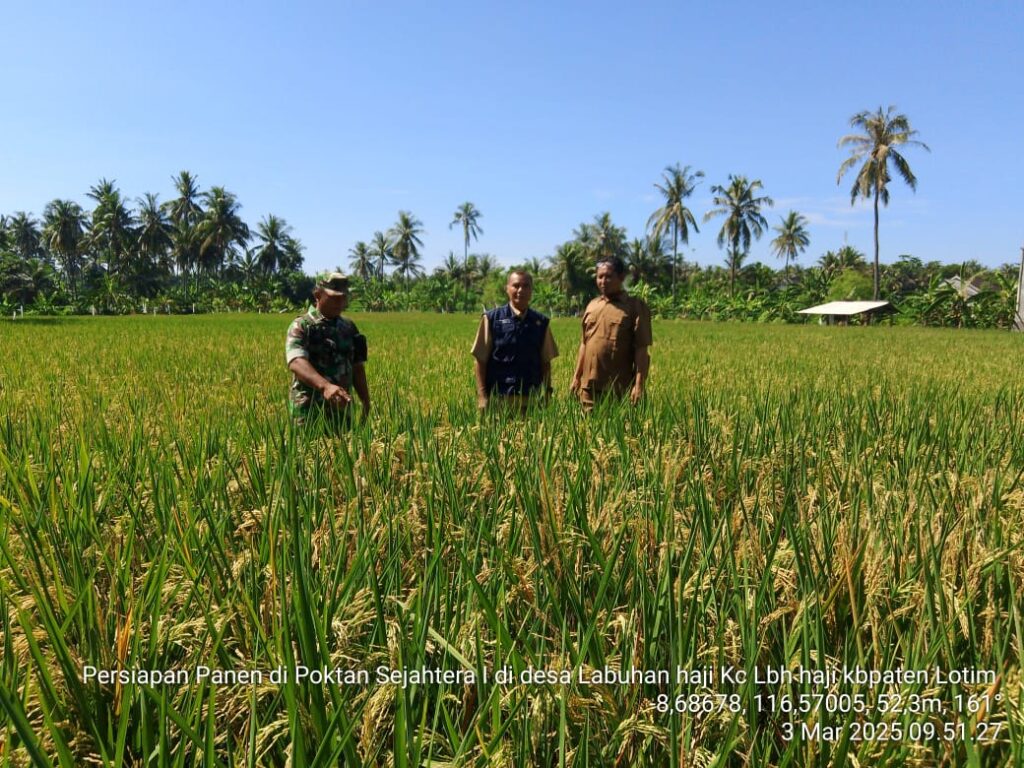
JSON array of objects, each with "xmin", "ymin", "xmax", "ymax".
[
  {"xmin": 471, "ymin": 270, "xmax": 558, "ymax": 412},
  {"xmin": 571, "ymin": 256, "xmax": 652, "ymax": 410}
]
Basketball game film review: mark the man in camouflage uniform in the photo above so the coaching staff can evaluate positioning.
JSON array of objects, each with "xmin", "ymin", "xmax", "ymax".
[{"xmin": 285, "ymin": 272, "xmax": 370, "ymax": 427}]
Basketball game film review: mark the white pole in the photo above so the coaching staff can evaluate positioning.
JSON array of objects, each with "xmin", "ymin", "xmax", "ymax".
[{"xmin": 1015, "ymin": 245, "xmax": 1024, "ymax": 331}]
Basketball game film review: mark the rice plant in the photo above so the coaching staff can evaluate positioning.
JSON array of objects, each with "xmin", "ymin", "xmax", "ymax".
[{"xmin": 0, "ymin": 314, "xmax": 1021, "ymax": 766}]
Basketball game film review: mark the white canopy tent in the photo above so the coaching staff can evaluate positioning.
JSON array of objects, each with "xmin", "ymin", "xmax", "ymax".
[{"xmin": 798, "ymin": 301, "xmax": 894, "ymax": 325}]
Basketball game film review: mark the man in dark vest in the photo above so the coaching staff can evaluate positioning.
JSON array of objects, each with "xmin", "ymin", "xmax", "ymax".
[{"xmin": 471, "ymin": 269, "xmax": 558, "ymax": 412}]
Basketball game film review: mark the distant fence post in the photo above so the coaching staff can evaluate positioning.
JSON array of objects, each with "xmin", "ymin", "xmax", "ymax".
[{"xmin": 1014, "ymin": 246, "xmax": 1024, "ymax": 332}]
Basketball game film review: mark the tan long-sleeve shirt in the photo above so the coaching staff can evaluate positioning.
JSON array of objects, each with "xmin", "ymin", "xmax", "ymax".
[{"xmin": 579, "ymin": 292, "xmax": 652, "ymax": 394}]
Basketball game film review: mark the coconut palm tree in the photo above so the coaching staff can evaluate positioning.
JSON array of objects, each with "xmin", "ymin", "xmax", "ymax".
[
  {"xmin": 0, "ymin": 252, "xmax": 57, "ymax": 306},
  {"xmin": 548, "ymin": 241, "xmax": 591, "ymax": 311},
  {"xmin": 628, "ymin": 236, "xmax": 672, "ymax": 288},
  {"xmin": 647, "ymin": 164, "xmax": 703, "ymax": 293},
  {"xmin": 837, "ymin": 106, "xmax": 929, "ymax": 299},
  {"xmin": 440, "ymin": 251, "xmax": 463, "ymax": 279},
  {"xmin": 439, "ymin": 251, "xmax": 474, "ymax": 308},
  {"xmin": 252, "ymin": 215, "xmax": 293, "ymax": 274},
  {"xmin": 87, "ymin": 183, "xmax": 136, "ymax": 274},
  {"xmin": 449, "ymin": 202, "xmax": 483, "ymax": 263},
  {"xmin": 348, "ymin": 241, "xmax": 374, "ymax": 280},
  {"xmin": 475, "ymin": 254, "xmax": 498, "ymax": 281},
  {"xmin": 8, "ymin": 212, "xmax": 44, "ymax": 261},
  {"xmin": 280, "ymin": 236, "xmax": 304, "ymax": 272},
  {"xmin": 520, "ymin": 257, "xmax": 545, "ymax": 276},
  {"xmin": 42, "ymin": 200, "xmax": 87, "ymax": 294},
  {"xmin": 388, "ymin": 211, "xmax": 424, "ymax": 282},
  {"xmin": 369, "ymin": 231, "xmax": 392, "ymax": 279},
  {"xmin": 236, "ymin": 250, "xmax": 262, "ymax": 289},
  {"xmin": 136, "ymin": 193, "xmax": 174, "ymax": 275},
  {"xmin": 575, "ymin": 212, "xmax": 628, "ymax": 264},
  {"xmin": 165, "ymin": 171, "xmax": 204, "ymax": 278},
  {"xmin": 196, "ymin": 186, "xmax": 249, "ymax": 275},
  {"xmin": 704, "ymin": 175, "xmax": 773, "ymax": 295},
  {"xmin": 166, "ymin": 171, "xmax": 203, "ymax": 227},
  {"xmin": 818, "ymin": 245, "xmax": 868, "ymax": 280},
  {"xmin": 770, "ymin": 211, "xmax": 810, "ymax": 277}
]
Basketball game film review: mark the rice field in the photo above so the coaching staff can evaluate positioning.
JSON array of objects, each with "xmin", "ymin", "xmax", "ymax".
[{"xmin": 0, "ymin": 312, "xmax": 1022, "ymax": 767}]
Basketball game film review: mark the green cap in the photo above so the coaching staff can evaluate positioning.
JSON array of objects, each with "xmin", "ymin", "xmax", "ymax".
[{"xmin": 317, "ymin": 271, "xmax": 350, "ymax": 296}]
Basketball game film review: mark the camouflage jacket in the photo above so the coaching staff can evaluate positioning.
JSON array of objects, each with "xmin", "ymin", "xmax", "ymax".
[{"xmin": 285, "ymin": 306, "xmax": 367, "ymax": 413}]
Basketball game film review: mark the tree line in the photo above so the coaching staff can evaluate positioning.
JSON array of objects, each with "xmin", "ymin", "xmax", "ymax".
[
  {"xmin": 340, "ymin": 216, "xmax": 1021, "ymax": 329},
  {"xmin": 0, "ymin": 171, "xmax": 312, "ymax": 314},
  {"xmin": 2, "ymin": 107, "xmax": 1020, "ymax": 327}
]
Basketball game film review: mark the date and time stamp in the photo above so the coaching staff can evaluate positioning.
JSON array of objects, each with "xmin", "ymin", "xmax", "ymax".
[
  {"xmin": 81, "ymin": 661, "xmax": 1012, "ymax": 745},
  {"xmin": 651, "ymin": 664, "xmax": 1008, "ymax": 743}
]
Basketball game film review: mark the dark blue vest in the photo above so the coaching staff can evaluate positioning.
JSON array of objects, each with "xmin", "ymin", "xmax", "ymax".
[{"xmin": 485, "ymin": 305, "xmax": 548, "ymax": 395}]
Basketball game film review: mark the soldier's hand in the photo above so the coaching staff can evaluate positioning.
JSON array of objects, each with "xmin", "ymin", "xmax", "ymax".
[
  {"xmin": 477, "ymin": 395, "xmax": 489, "ymax": 411},
  {"xmin": 321, "ymin": 383, "xmax": 351, "ymax": 406},
  {"xmin": 570, "ymin": 376, "xmax": 582, "ymax": 394},
  {"xmin": 630, "ymin": 383, "xmax": 644, "ymax": 405}
]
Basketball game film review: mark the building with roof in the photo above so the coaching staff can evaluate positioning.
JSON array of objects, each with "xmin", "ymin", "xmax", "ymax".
[{"xmin": 944, "ymin": 275, "xmax": 983, "ymax": 298}]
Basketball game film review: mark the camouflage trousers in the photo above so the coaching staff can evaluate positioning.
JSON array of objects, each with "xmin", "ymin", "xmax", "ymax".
[{"xmin": 291, "ymin": 402, "xmax": 354, "ymax": 433}]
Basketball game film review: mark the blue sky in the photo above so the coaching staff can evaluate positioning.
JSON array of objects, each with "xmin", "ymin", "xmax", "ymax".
[{"xmin": 2, "ymin": 0, "xmax": 1022, "ymax": 273}]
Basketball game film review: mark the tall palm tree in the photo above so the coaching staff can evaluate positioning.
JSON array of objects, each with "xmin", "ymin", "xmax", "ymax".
[
  {"xmin": 440, "ymin": 251, "xmax": 472, "ymax": 307},
  {"xmin": 8, "ymin": 212, "xmax": 43, "ymax": 261},
  {"xmin": 236, "ymin": 250, "xmax": 264, "ymax": 291},
  {"xmin": 165, "ymin": 171, "xmax": 204, "ymax": 278},
  {"xmin": 474, "ymin": 254, "xmax": 497, "ymax": 284},
  {"xmin": 704, "ymin": 175, "xmax": 773, "ymax": 295},
  {"xmin": 441, "ymin": 251, "xmax": 463, "ymax": 279},
  {"xmin": 166, "ymin": 171, "xmax": 203, "ymax": 227},
  {"xmin": 42, "ymin": 200, "xmax": 87, "ymax": 294},
  {"xmin": 87, "ymin": 178, "xmax": 118, "ymax": 207},
  {"xmin": 725, "ymin": 246, "xmax": 747, "ymax": 292},
  {"xmin": 348, "ymin": 241, "xmax": 374, "ymax": 280},
  {"xmin": 388, "ymin": 211, "xmax": 424, "ymax": 282},
  {"xmin": 627, "ymin": 236, "xmax": 672, "ymax": 287},
  {"xmin": 196, "ymin": 186, "xmax": 249, "ymax": 275},
  {"xmin": 818, "ymin": 245, "xmax": 868, "ymax": 280},
  {"xmin": 136, "ymin": 193, "xmax": 174, "ymax": 275},
  {"xmin": 647, "ymin": 164, "xmax": 704, "ymax": 293},
  {"xmin": 449, "ymin": 202, "xmax": 483, "ymax": 263},
  {"xmin": 369, "ymin": 231, "xmax": 392, "ymax": 279},
  {"xmin": 521, "ymin": 257, "xmax": 545, "ymax": 277},
  {"xmin": 770, "ymin": 211, "xmax": 810, "ymax": 276},
  {"xmin": 548, "ymin": 241, "xmax": 591, "ymax": 311},
  {"xmin": 87, "ymin": 183, "xmax": 136, "ymax": 274},
  {"xmin": 252, "ymin": 215, "xmax": 293, "ymax": 274},
  {"xmin": 837, "ymin": 106, "xmax": 929, "ymax": 299},
  {"xmin": 280, "ymin": 236, "xmax": 304, "ymax": 272},
  {"xmin": 575, "ymin": 212, "xmax": 628, "ymax": 264},
  {"xmin": 1, "ymin": 251, "xmax": 56, "ymax": 305}
]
